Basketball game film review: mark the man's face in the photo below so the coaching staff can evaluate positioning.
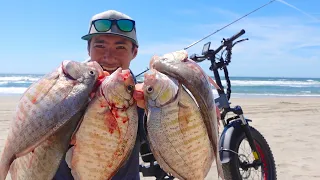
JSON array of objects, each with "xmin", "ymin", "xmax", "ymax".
[{"xmin": 88, "ymin": 34, "xmax": 138, "ymax": 74}]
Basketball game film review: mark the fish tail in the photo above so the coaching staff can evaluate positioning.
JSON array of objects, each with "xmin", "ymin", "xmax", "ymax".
[
  {"xmin": 215, "ymin": 148, "xmax": 225, "ymax": 179},
  {"xmin": 0, "ymin": 155, "xmax": 14, "ymax": 180}
]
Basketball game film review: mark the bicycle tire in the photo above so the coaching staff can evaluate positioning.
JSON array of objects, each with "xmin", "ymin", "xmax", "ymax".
[{"xmin": 222, "ymin": 126, "xmax": 277, "ymax": 180}]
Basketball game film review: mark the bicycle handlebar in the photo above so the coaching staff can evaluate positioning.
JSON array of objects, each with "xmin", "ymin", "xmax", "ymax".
[
  {"xmin": 229, "ymin": 29, "xmax": 246, "ymax": 43},
  {"xmin": 189, "ymin": 29, "xmax": 248, "ymax": 102},
  {"xmin": 214, "ymin": 29, "xmax": 246, "ymax": 55}
]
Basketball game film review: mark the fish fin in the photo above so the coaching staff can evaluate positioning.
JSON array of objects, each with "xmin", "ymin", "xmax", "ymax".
[
  {"xmin": 69, "ymin": 146, "xmax": 79, "ymax": 173},
  {"xmin": 207, "ymin": 74, "xmax": 221, "ymax": 90},
  {"xmin": 66, "ymin": 146, "xmax": 81, "ymax": 180},
  {"xmin": 162, "ymin": 50, "xmax": 188, "ymax": 62},
  {"xmin": 65, "ymin": 146, "xmax": 74, "ymax": 169},
  {"xmin": 216, "ymin": 147, "xmax": 225, "ymax": 179},
  {"xmin": 146, "ymin": 133, "xmax": 185, "ymax": 180},
  {"xmin": 27, "ymin": 150, "xmax": 35, "ymax": 169},
  {"xmin": 9, "ymin": 161, "xmax": 18, "ymax": 180},
  {"xmin": 178, "ymin": 101, "xmax": 189, "ymax": 109},
  {"xmin": 177, "ymin": 85, "xmax": 190, "ymax": 109},
  {"xmin": 70, "ymin": 115, "xmax": 85, "ymax": 146},
  {"xmin": 0, "ymin": 153, "xmax": 15, "ymax": 180},
  {"xmin": 149, "ymin": 55, "xmax": 160, "ymax": 69}
]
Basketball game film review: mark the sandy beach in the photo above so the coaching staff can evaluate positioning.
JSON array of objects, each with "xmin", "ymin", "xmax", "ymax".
[{"xmin": 1, "ymin": 95, "xmax": 320, "ymax": 180}]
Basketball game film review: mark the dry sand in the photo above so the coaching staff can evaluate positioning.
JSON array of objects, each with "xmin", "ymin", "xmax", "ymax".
[{"xmin": 0, "ymin": 95, "xmax": 320, "ymax": 179}]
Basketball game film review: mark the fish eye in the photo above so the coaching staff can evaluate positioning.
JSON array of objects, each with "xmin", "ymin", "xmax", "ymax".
[
  {"xmin": 147, "ymin": 86, "xmax": 153, "ymax": 93},
  {"xmin": 89, "ymin": 71, "xmax": 95, "ymax": 76},
  {"xmin": 127, "ymin": 85, "xmax": 134, "ymax": 92}
]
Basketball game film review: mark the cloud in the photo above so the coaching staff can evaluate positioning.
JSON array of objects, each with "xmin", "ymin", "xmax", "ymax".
[
  {"xmin": 276, "ymin": 0, "xmax": 320, "ymax": 23},
  {"xmin": 136, "ymin": 7, "xmax": 320, "ymax": 78}
]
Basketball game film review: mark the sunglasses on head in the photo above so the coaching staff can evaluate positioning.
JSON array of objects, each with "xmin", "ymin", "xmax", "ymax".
[{"xmin": 92, "ymin": 19, "xmax": 135, "ymax": 32}]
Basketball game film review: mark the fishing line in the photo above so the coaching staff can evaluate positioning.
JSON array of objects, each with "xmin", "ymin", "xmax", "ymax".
[{"xmin": 184, "ymin": 0, "xmax": 277, "ymax": 50}]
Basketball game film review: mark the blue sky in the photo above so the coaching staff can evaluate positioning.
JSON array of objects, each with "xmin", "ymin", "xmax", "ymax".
[{"xmin": 0, "ymin": 0, "xmax": 319, "ymax": 78}]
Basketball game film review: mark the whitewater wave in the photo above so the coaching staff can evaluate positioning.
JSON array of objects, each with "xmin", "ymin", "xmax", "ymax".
[
  {"xmin": 225, "ymin": 80, "xmax": 320, "ymax": 87},
  {"xmin": 0, "ymin": 76, "xmax": 40, "ymax": 82}
]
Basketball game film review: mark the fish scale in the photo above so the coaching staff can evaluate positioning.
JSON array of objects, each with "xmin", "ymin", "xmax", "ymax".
[
  {"xmin": 151, "ymin": 50, "xmax": 224, "ymax": 178},
  {"xmin": 69, "ymin": 68, "xmax": 138, "ymax": 180},
  {"xmin": 143, "ymin": 70, "xmax": 215, "ymax": 180},
  {"xmin": 8, "ymin": 77, "xmax": 73, "ymax": 151},
  {"xmin": 9, "ymin": 109, "xmax": 85, "ymax": 180},
  {"xmin": 0, "ymin": 60, "xmax": 100, "ymax": 180},
  {"xmin": 147, "ymin": 87, "xmax": 213, "ymax": 180}
]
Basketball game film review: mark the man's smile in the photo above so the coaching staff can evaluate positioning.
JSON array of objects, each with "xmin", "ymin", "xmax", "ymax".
[{"xmin": 102, "ymin": 66, "xmax": 119, "ymax": 72}]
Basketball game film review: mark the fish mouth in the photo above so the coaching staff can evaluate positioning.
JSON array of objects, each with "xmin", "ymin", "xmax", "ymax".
[{"xmin": 61, "ymin": 60, "xmax": 78, "ymax": 81}]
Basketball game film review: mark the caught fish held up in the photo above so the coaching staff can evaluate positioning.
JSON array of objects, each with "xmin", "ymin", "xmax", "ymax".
[
  {"xmin": 0, "ymin": 60, "xmax": 103, "ymax": 180},
  {"xmin": 68, "ymin": 68, "xmax": 139, "ymax": 180},
  {"xmin": 138, "ymin": 69, "xmax": 214, "ymax": 180},
  {"xmin": 9, "ymin": 109, "xmax": 84, "ymax": 180},
  {"xmin": 150, "ymin": 51, "xmax": 224, "ymax": 178}
]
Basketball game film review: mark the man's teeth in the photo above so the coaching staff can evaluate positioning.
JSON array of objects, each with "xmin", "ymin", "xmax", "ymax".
[{"xmin": 103, "ymin": 67, "xmax": 118, "ymax": 71}]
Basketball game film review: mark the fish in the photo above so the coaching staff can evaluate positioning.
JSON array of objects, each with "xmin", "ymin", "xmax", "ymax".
[
  {"xmin": 150, "ymin": 50, "xmax": 224, "ymax": 178},
  {"xmin": 140, "ymin": 69, "xmax": 214, "ymax": 180},
  {"xmin": 67, "ymin": 68, "xmax": 139, "ymax": 180},
  {"xmin": 0, "ymin": 60, "xmax": 102, "ymax": 180},
  {"xmin": 9, "ymin": 109, "xmax": 85, "ymax": 180}
]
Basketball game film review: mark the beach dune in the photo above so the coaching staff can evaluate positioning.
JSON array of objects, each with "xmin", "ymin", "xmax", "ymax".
[{"xmin": 1, "ymin": 95, "xmax": 320, "ymax": 179}]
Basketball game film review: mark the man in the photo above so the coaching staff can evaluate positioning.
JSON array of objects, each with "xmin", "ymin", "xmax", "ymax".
[{"xmin": 53, "ymin": 10, "xmax": 144, "ymax": 180}]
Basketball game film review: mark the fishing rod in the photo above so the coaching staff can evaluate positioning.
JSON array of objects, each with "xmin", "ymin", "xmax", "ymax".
[
  {"xmin": 184, "ymin": 0, "xmax": 277, "ymax": 50},
  {"xmin": 135, "ymin": 67, "xmax": 149, "ymax": 78}
]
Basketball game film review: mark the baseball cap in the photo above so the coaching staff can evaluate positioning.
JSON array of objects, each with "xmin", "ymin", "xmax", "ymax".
[{"xmin": 81, "ymin": 10, "xmax": 139, "ymax": 47}]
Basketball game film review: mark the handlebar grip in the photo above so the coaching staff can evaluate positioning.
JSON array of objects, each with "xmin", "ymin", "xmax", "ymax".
[{"xmin": 228, "ymin": 29, "xmax": 245, "ymax": 42}]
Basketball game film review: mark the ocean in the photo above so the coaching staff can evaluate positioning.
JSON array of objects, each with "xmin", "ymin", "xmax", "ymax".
[{"xmin": 0, "ymin": 73, "xmax": 319, "ymax": 97}]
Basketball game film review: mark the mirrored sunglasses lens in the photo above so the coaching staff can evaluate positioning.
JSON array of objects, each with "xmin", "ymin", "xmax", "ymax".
[
  {"xmin": 117, "ymin": 19, "xmax": 134, "ymax": 32},
  {"xmin": 94, "ymin": 20, "xmax": 112, "ymax": 32}
]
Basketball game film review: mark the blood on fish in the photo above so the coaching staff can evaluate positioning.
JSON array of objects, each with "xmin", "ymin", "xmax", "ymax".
[
  {"xmin": 120, "ymin": 70, "xmax": 130, "ymax": 81},
  {"xmin": 70, "ymin": 135, "xmax": 77, "ymax": 145},
  {"xmin": 104, "ymin": 112, "xmax": 120, "ymax": 135},
  {"xmin": 107, "ymin": 162, "xmax": 113, "ymax": 168},
  {"xmin": 31, "ymin": 97, "xmax": 37, "ymax": 104},
  {"xmin": 100, "ymin": 101, "xmax": 108, "ymax": 108},
  {"xmin": 111, "ymin": 108, "xmax": 120, "ymax": 119},
  {"xmin": 17, "ymin": 104, "xmax": 26, "ymax": 121},
  {"xmin": 122, "ymin": 117, "xmax": 129, "ymax": 124}
]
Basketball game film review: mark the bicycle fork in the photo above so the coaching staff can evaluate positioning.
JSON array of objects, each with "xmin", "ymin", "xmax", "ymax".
[{"xmin": 231, "ymin": 105, "xmax": 262, "ymax": 169}]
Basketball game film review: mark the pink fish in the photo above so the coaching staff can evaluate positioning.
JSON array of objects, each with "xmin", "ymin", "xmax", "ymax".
[
  {"xmin": 67, "ymin": 68, "xmax": 139, "ymax": 180},
  {"xmin": 0, "ymin": 60, "xmax": 103, "ymax": 180},
  {"xmin": 150, "ymin": 50, "xmax": 224, "ymax": 178}
]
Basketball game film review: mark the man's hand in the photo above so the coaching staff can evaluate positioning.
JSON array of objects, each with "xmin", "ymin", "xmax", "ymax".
[{"xmin": 133, "ymin": 83, "xmax": 146, "ymax": 109}]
